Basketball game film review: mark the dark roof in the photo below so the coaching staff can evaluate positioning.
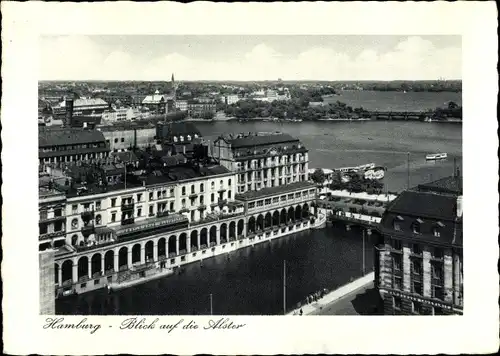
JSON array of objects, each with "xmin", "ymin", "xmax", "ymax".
[
  {"xmin": 110, "ymin": 151, "xmax": 139, "ymax": 163},
  {"xmin": 227, "ymin": 133, "xmax": 299, "ymax": 149},
  {"xmin": 39, "ymin": 128, "xmax": 106, "ymax": 147},
  {"xmin": 236, "ymin": 181, "xmax": 315, "ymax": 201},
  {"xmin": 386, "ymin": 190, "xmax": 458, "ymax": 221},
  {"xmin": 157, "ymin": 122, "xmax": 202, "ymax": 137},
  {"xmin": 417, "ymin": 176, "xmax": 463, "ymax": 195},
  {"xmin": 71, "ymin": 116, "xmax": 102, "ymax": 127}
]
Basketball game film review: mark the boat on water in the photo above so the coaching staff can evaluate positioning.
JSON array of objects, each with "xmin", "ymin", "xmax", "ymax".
[
  {"xmin": 334, "ymin": 163, "xmax": 375, "ymax": 174},
  {"xmin": 426, "ymin": 153, "xmax": 448, "ymax": 161},
  {"xmin": 364, "ymin": 169, "xmax": 375, "ymax": 180},
  {"xmin": 108, "ymin": 267, "xmax": 174, "ymax": 292}
]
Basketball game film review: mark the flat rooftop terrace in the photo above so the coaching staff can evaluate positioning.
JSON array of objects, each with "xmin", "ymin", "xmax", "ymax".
[{"xmin": 236, "ymin": 181, "xmax": 315, "ymax": 201}]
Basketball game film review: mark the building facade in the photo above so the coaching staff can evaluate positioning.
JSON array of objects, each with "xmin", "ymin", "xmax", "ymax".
[
  {"xmin": 187, "ymin": 100, "xmax": 216, "ymax": 118},
  {"xmin": 38, "ymin": 128, "xmax": 110, "ymax": 169},
  {"xmin": 99, "ymin": 124, "xmax": 156, "ymax": 152},
  {"xmin": 211, "ymin": 133, "xmax": 309, "ymax": 194},
  {"xmin": 374, "ymin": 177, "xmax": 463, "ymax": 315},
  {"xmin": 224, "ymin": 94, "xmax": 240, "ymax": 105}
]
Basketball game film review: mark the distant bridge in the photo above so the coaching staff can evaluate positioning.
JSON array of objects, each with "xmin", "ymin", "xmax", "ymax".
[{"xmin": 327, "ymin": 211, "xmax": 381, "ymax": 233}]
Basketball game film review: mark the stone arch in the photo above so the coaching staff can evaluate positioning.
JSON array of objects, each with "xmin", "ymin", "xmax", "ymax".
[
  {"xmin": 248, "ymin": 216, "xmax": 256, "ymax": 234},
  {"xmin": 280, "ymin": 208, "xmax": 287, "ymax": 224},
  {"xmin": 200, "ymin": 228, "xmax": 208, "ymax": 248},
  {"xmin": 132, "ymin": 244, "xmax": 141, "ymax": 264},
  {"xmin": 288, "ymin": 206, "xmax": 295, "ymax": 222},
  {"xmin": 265, "ymin": 212, "xmax": 272, "ymax": 228},
  {"xmin": 168, "ymin": 235, "xmax": 177, "ymax": 256},
  {"xmin": 91, "ymin": 253, "xmax": 102, "ymax": 277},
  {"xmin": 209, "ymin": 225, "xmax": 217, "ymax": 245},
  {"xmin": 220, "ymin": 223, "xmax": 228, "ymax": 242},
  {"xmin": 61, "ymin": 260, "xmax": 73, "ymax": 283},
  {"xmin": 158, "ymin": 238, "xmax": 166, "ymax": 259},
  {"xmin": 303, "ymin": 203, "xmax": 310, "ymax": 218},
  {"xmin": 104, "ymin": 250, "xmax": 114, "ymax": 272},
  {"xmin": 54, "ymin": 263, "xmax": 60, "ymax": 284},
  {"xmin": 256, "ymin": 214, "xmax": 264, "ymax": 231},
  {"xmin": 145, "ymin": 240, "xmax": 154, "ymax": 262},
  {"xmin": 229, "ymin": 221, "xmax": 236, "ymax": 239},
  {"xmin": 295, "ymin": 205, "xmax": 302, "ymax": 220},
  {"xmin": 77, "ymin": 256, "xmax": 89, "ymax": 280},
  {"xmin": 237, "ymin": 219, "xmax": 244, "ymax": 236},
  {"xmin": 71, "ymin": 234, "xmax": 78, "ymax": 246},
  {"xmin": 119, "ymin": 246, "xmax": 128, "ymax": 269},
  {"xmin": 190, "ymin": 230, "xmax": 199, "ymax": 249},
  {"xmin": 179, "ymin": 233, "xmax": 187, "ymax": 253},
  {"xmin": 272, "ymin": 211, "xmax": 280, "ymax": 226}
]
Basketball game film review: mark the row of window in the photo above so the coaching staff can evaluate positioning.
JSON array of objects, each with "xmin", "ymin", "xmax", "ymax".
[
  {"xmin": 393, "ymin": 216, "xmax": 444, "ymax": 237},
  {"xmin": 68, "ymin": 180, "xmax": 234, "ymax": 212},
  {"xmin": 390, "ymin": 240, "xmax": 444, "ymax": 259},
  {"xmin": 247, "ymin": 190, "xmax": 315, "ymax": 209},
  {"xmin": 392, "ymin": 297, "xmax": 445, "ymax": 315}
]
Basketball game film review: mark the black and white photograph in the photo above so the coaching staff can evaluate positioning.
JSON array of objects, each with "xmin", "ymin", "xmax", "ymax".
[
  {"xmin": 2, "ymin": 2, "xmax": 498, "ymax": 355},
  {"xmin": 38, "ymin": 34, "xmax": 465, "ymax": 317}
]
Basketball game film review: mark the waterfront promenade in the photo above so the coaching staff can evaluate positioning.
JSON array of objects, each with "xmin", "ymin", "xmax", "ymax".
[{"xmin": 287, "ymin": 272, "xmax": 375, "ymax": 316}]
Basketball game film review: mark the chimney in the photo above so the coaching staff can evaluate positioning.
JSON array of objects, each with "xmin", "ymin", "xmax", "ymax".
[
  {"xmin": 65, "ymin": 98, "xmax": 74, "ymax": 127},
  {"xmin": 183, "ymin": 145, "xmax": 186, "ymax": 154},
  {"xmin": 456, "ymin": 195, "xmax": 463, "ymax": 218}
]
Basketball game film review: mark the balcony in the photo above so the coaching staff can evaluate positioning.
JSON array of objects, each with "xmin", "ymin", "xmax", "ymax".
[
  {"xmin": 218, "ymin": 188, "xmax": 227, "ymax": 192},
  {"xmin": 121, "ymin": 200, "xmax": 135, "ymax": 210},
  {"xmin": 179, "ymin": 207, "xmax": 189, "ymax": 213},
  {"xmin": 189, "ymin": 192, "xmax": 198, "ymax": 198},
  {"xmin": 197, "ymin": 204, "xmax": 207, "ymax": 210},
  {"xmin": 81, "ymin": 210, "xmax": 95, "ymax": 220},
  {"xmin": 39, "ymin": 230, "xmax": 65, "ymax": 240},
  {"xmin": 121, "ymin": 217, "xmax": 135, "ymax": 226},
  {"xmin": 157, "ymin": 211, "xmax": 170, "ymax": 218}
]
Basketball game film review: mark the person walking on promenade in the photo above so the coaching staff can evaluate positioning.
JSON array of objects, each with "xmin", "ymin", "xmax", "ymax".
[{"xmin": 300, "ymin": 308, "xmax": 303, "ymax": 316}]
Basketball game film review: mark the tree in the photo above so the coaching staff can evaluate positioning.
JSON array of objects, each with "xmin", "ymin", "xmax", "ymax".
[{"xmin": 310, "ymin": 169, "xmax": 326, "ymax": 185}]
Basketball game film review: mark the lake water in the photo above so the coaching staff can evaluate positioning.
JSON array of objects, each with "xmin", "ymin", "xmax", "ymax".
[
  {"xmin": 199, "ymin": 120, "xmax": 462, "ymax": 192},
  {"xmin": 324, "ymin": 90, "xmax": 462, "ymax": 111},
  {"xmin": 56, "ymin": 119, "xmax": 462, "ymax": 315}
]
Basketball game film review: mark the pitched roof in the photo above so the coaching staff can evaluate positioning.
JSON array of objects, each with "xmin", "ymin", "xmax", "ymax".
[
  {"xmin": 386, "ymin": 190, "xmax": 457, "ymax": 221},
  {"xmin": 236, "ymin": 181, "xmax": 315, "ymax": 201},
  {"xmin": 39, "ymin": 128, "xmax": 106, "ymax": 147},
  {"xmin": 60, "ymin": 98, "xmax": 108, "ymax": 107},
  {"xmin": 417, "ymin": 176, "xmax": 463, "ymax": 195},
  {"xmin": 142, "ymin": 94, "xmax": 174, "ymax": 104},
  {"xmin": 227, "ymin": 133, "xmax": 299, "ymax": 149}
]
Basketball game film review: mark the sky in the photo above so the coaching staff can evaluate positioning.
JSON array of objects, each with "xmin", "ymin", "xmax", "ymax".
[{"xmin": 39, "ymin": 35, "xmax": 462, "ymax": 81}]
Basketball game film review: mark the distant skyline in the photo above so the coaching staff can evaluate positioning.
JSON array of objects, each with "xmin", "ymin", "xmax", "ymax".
[{"xmin": 40, "ymin": 35, "xmax": 462, "ymax": 81}]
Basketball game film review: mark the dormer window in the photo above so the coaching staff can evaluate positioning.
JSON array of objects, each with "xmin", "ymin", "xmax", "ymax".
[
  {"xmin": 173, "ymin": 136, "xmax": 178, "ymax": 142},
  {"xmin": 433, "ymin": 221, "xmax": 444, "ymax": 237},
  {"xmin": 412, "ymin": 219, "xmax": 422, "ymax": 234},
  {"xmin": 393, "ymin": 215, "xmax": 404, "ymax": 231}
]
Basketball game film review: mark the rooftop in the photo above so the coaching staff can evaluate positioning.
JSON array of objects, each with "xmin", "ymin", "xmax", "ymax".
[
  {"xmin": 385, "ymin": 190, "xmax": 458, "ymax": 221},
  {"xmin": 39, "ymin": 128, "xmax": 106, "ymax": 147},
  {"xmin": 157, "ymin": 122, "xmax": 202, "ymax": 137},
  {"xmin": 236, "ymin": 181, "xmax": 315, "ymax": 201},
  {"xmin": 417, "ymin": 176, "xmax": 463, "ymax": 195},
  {"xmin": 60, "ymin": 98, "xmax": 108, "ymax": 107},
  {"xmin": 57, "ymin": 163, "xmax": 231, "ymax": 198},
  {"xmin": 221, "ymin": 133, "xmax": 300, "ymax": 149}
]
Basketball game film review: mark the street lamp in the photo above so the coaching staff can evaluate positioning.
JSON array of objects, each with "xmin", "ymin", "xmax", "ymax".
[
  {"xmin": 209, "ymin": 293, "xmax": 213, "ymax": 315},
  {"xmin": 362, "ymin": 229, "xmax": 366, "ymax": 276}
]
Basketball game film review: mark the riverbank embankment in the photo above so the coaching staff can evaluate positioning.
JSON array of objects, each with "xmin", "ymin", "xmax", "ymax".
[{"xmin": 287, "ymin": 272, "xmax": 375, "ymax": 316}]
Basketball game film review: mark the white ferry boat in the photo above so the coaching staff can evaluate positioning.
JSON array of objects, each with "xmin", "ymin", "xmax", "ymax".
[{"xmin": 426, "ymin": 153, "xmax": 448, "ymax": 161}]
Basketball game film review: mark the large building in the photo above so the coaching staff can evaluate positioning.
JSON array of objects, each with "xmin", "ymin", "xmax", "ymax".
[
  {"xmin": 38, "ymin": 130, "xmax": 321, "ymax": 301},
  {"xmin": 374, "ymin": 176, "xmax": 463, "ymax": 315},
  {"xmin": 211, "ymin": 133, "xmax": 309, "ymax": 194},
  {"xmin": 54, "ymin": 98, "xmax": 109, "ymax": 119},
  {"xmin": 98, "ymin": 123, "xmax": 157, "ymax": 152},
  {"xmin": 142, "ymin": 90, "xmax": 175, "ymax": 115},
  {"xmin": 38, "ymin": 127, "xmax": 110, "ymax": 170},
  {"xmin": 187, "ymin": 100, "xmax": 216, "ymax": 118}
]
